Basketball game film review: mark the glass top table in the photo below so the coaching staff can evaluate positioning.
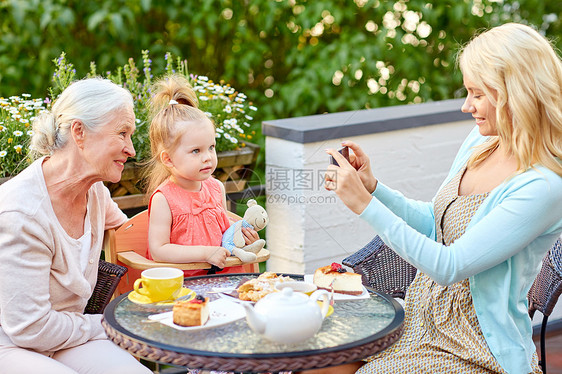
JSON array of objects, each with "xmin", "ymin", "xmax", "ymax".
[{"xmin": 102, "ymin": 273, "xmax": 404, "ymax": 373}]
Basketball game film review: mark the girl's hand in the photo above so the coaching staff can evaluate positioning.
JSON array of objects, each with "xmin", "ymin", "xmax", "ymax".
[
  {"xmin": 242, "ymin": 227, "xmax": 260, "ymax": 244},
  {"xmin": 341, "ymin": 141, "xmax": 378, "ymax": 193},
  {"xmin": 207, "ymin": 247, "xmax": 230, "ymax": 268},
  {"xmin": 325, "ymin": 148, "xmax": 374, "ymax": 215}
]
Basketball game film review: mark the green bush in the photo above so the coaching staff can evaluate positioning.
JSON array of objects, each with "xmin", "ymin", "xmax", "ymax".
[
  {"xmin": 1, "ymin": 0, "xmax": 561, "ymax": 179},
  {"xmin": 1, "ymin": 1, "xmax": 560, "ymax": 116},
  {"xmin": 0, "ymin": 50, "xmax": 260, "ymax": 177}
]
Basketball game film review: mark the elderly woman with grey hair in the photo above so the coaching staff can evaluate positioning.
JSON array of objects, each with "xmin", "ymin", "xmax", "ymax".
[{"xmin": 0, "ymin": 78, "xmax": 151, "ymax": 373}]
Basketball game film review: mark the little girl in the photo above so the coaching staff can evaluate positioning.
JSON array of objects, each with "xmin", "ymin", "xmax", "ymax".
[{"xmin": 145, "ymin": 74, "xmax": 259, "ymax": 276}]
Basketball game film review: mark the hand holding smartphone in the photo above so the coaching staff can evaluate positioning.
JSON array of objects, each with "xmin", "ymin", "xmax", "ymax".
[{"xmin": 330, "ymin": 146, "xmax": 350, "ymax": 167}]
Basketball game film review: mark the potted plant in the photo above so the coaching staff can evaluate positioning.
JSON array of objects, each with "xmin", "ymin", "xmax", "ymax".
[
  {"xmin": 0, "ymin": 51, "xmax": 261, "ymax": 209},
  {"xmin": 0, "ymin": 94, "xmax": 46, "ymax": 180}
]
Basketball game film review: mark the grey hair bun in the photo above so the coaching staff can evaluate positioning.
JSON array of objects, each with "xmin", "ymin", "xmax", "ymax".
[{"xmin": 31, "ymin": 111, "xmax": 66, "ymax": 155}]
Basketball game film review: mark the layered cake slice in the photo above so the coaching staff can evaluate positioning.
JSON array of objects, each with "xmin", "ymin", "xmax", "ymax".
[
  {"xmin": 173, "ymin": 294, "xmax": 210, "ymax": 326},
  {"xmin": 313, "ymin": 263, "xmax": 364, "ymax": 295}
]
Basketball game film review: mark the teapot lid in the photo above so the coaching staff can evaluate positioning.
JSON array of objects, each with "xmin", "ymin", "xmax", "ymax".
[{"xmin": 265, "ymin": 286, "xmax": 308, "ymax": 305}]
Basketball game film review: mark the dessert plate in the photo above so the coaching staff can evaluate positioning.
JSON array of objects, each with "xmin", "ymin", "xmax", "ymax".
[
  {"xmin": 148, "ymin": 298, "xmax": 245, "ymax": 331},
  {"xmin": 304, "ymin": 275, "xmax": 370, "ymax": 301},
  {"xmin": 128, "ymin": 287, "xmax": 195, "ymax": 305}
]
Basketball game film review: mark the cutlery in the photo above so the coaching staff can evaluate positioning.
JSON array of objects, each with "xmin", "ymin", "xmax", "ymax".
[{"xmin": 328, "ymin": 279, "xmax": 335, "ymax": 306}]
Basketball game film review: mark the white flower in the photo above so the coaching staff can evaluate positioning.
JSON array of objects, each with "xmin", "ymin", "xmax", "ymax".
[
  {"xmin": 0, "ymin": 151, "xmax": 6, "ymax": 157},
  {"xmin": 204, "ymin": 112, "xmax": 213, "ymax": 118},
  {"xmin": 224, "ymin": 105, "xmax": 232, "ymax": 114},
  {"xmin": 245, "ymin": 115, "xmax": 253, "ymax": 121},
  {"xmin": 27, "ymin": 130, "xmax": 34, "ymax": 136},
  {"xmin": 13, "ymin": 130, "xmax": 23, "ymax": 137},
  {"xmin": 249, "ymin": 105, "xmax": 257, "ymax": 111}
]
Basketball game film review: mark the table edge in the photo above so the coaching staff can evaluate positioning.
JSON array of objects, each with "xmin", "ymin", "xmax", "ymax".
[{"xmin": 103, "ymin": 273, "xmax": 405, "ymax": 371}]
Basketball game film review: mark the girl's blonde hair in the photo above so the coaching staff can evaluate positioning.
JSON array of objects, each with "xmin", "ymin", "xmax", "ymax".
[
  {"xmin": 143, "ymin": 74, "xmax": 214, "ymax": 195},
  {"xmin": 458, "ymin": 23, "xmax": 562, "ymax": 176}
]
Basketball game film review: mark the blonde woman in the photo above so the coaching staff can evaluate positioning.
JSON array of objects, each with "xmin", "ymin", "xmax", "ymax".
[{"xmin": 310, "ymin": 23, "xmax": 562, "ymax": 374}]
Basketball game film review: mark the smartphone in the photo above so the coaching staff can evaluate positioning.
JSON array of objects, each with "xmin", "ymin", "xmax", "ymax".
[{"xmin": 330, "ymin": 146, "xmax": 350, "ymax": 167}]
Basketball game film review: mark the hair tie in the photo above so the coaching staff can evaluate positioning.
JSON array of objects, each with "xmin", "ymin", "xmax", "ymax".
[{"xmin": 169, "ymin": 99, "xmax": 179, "ymax": 105}]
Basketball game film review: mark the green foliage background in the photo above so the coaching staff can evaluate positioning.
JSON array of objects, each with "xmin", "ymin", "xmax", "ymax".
[{"xmin": 1, "ymin": 0, "xmax": 561, "ymax": 173}]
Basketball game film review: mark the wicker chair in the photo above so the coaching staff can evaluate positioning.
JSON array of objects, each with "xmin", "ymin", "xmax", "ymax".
[
  {"xmin": 527, "ymin": 238, "xmax": 562, "ymax": 374},
  {"xmin": 342, "ymin": 235, "xmax": 417, "ymax": 299},
  {"xmin": 85, "ymin": 259, "xmax": 128, "ymax": 314},
  {"xmin": 343, "ymin": 235, "xmax": 562, "ymax": 374}
]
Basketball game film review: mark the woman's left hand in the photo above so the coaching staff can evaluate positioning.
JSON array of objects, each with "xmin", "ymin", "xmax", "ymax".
[
  {"xmin": 242, "ymin": 227, "xmax": 260, "ymax": 244},
  {"xmin": 325, "ymin": 148, "xmax": 373, "ymax": 215}
]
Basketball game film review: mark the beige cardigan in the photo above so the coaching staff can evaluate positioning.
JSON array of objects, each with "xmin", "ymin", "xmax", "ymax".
[{"xmin": 0, "ymin": 157, "xmax": 127, "ymax": 355}]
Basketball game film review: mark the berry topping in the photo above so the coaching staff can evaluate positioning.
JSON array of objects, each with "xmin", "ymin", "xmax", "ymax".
[
  {"xmin": 330, "ymin": 262, "xmax": 342, "ymax": 272},
  {"xmin": 190, "ymin": 294, "xmax": 205, "ymax": 304}
]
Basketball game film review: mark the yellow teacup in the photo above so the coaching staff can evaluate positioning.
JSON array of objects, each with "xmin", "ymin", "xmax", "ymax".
[
  {"xmin": 133, "ymin": 267, "xmax": 184, "ymax": 302},
  {"xmin": 275, "ymin": 281, "xmax": 318, "ymax": 296}
]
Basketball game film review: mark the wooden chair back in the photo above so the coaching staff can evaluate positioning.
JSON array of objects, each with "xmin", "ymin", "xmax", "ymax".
[{"xmin": 103, "ymin": 209, "xmax": 269, "ymax": 295}]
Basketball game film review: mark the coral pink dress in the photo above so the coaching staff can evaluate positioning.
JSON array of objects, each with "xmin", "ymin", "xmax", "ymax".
[{"xmin": 148, "ymin": 177, "xmax": 244, "ymax": 276}]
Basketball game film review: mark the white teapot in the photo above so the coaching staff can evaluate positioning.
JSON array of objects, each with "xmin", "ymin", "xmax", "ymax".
[{"xmin": 242, "ymin": 287, "xmax": 331, "ymax": 344}]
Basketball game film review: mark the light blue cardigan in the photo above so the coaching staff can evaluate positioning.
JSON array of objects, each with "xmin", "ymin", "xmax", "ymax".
[{"xmin": 360, "ymin": 126, "xmax": 562, "ymax": 374}]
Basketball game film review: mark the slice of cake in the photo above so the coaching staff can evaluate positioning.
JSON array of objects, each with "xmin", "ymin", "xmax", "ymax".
[
  {"xmin": 313, "ymin": 263, "xmax": 363, "ymax": 295},
  {"xmin": 173, "ymin": 295, "xmax": 210, "ymax": 326}
]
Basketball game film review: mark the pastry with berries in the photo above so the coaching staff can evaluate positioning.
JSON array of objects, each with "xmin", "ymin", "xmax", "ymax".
[
  {"xmin": 313, "ymin": 262, "xmax": 363, "ymax": 295},
  {"xmin": 172, "ymin": 294, "xmax": 210, "ymax": 326}
]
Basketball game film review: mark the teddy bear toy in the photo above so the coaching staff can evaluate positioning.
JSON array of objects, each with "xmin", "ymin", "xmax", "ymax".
[{"xmin": 222, "ymin": 199, "xmax": 268, "ymax": 262}]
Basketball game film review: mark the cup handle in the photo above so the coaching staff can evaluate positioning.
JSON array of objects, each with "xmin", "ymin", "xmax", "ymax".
[
  {"xmin": 311, "ymin": 290, "xmax": 330, "ymax": 319},
  {"xmin": 133, "ymin": 278, "xmax": 149, "ymax": 296}
]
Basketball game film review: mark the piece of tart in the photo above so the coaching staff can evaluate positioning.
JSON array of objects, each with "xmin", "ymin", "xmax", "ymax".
[{"xmin": 172, "ymin": 294, "xmax": 210, "ymax": 326}]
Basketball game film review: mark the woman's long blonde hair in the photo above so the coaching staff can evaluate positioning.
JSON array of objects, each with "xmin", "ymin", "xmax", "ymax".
[
  {"xmin": 143, "ymin": 74, "xmax": 213, "ymax": 196},
  {"xmin": 458, "ymin": 23, "xmax": 562, "ymax": 176}
]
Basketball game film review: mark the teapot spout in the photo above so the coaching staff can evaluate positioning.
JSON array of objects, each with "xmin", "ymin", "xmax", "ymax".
[{"xmin": 242, "ymin": 302, "xmax": 266, "ymax": 335}]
